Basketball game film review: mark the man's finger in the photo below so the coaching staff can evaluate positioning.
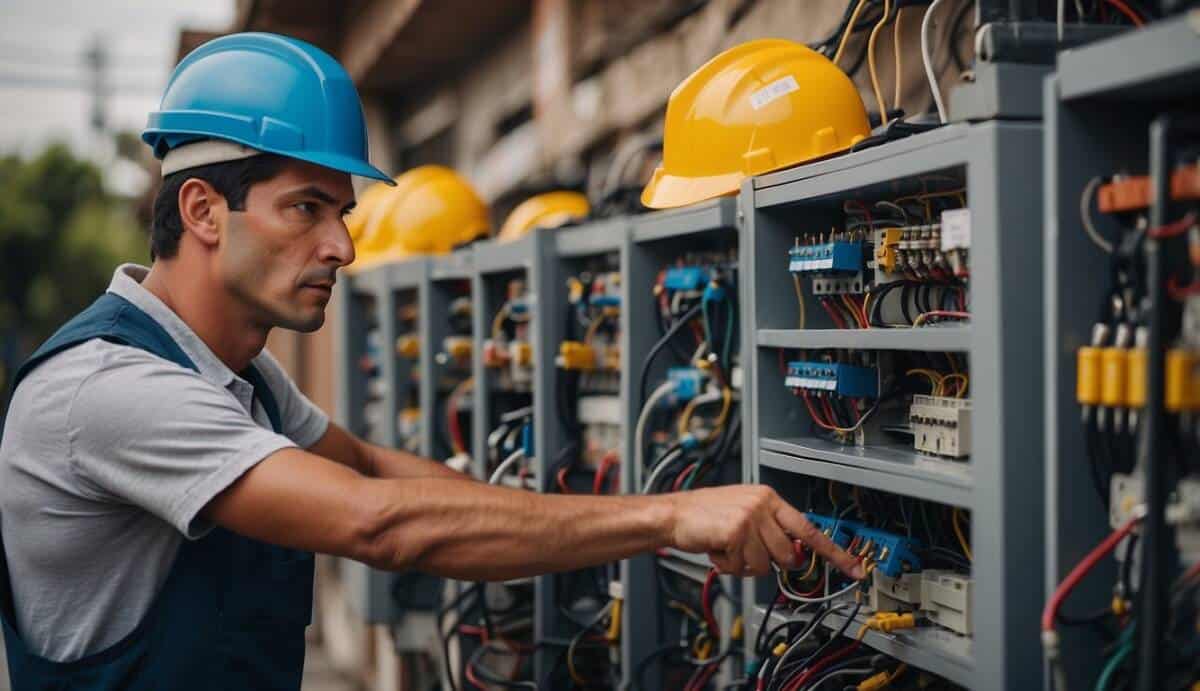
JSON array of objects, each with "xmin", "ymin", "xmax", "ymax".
[
  {"xmin": 710, "ymin": 551, "xmax": 740, "ymax": 576},
  {"xmin": 773, "ymin": 501, "xmax": 865, "ymax": 580},
  {"xmin": 742, "ymin": 532, "xmax": 771, "ymax": 576},
  {"xmin": 759, "ymin": 516, "xmax": 798, "ymax": 570}
]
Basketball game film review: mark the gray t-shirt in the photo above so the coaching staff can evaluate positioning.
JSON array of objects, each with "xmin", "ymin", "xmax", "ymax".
[{"xmin": 0, "ymin": 264, "xmax": 330, "ymax": 662}]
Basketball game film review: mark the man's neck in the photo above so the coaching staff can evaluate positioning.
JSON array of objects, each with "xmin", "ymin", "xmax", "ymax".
[{"xmin": 141, "ymin": 262, "xmax": 269, "ymax": 373}]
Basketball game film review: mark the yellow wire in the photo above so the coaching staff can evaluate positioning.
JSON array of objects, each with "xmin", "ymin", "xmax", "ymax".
[
  {"xmin": 840, "ymin": 293, "xmax": 866, "ymax": 329},
  {"xmin": 792, "ymin": 273, "xmax": 807, "ymax": 329},
  {"xmin": 941, "ymin": 372, "xmax": 969, "ymax": 398},
  {"xmin": 667, "ymin": 600, "xmax": 702, "ymax": 622},
  {"xmin": 866, "ymin": 0, "xmax": 893, "ymax": 126},
  {"xmin": 892, "ymin": 6, "xmax": 905, "ymax": 112},
  {"xmin": 606, "ymin": 598, "xmax": 622, "ymax": 643},
  {"xmin": 828, "ymin": 480, "xmax": 839, "ymax": 510},
  {"xmin": 833, "ymin": 0, "xmax": 871, "ymax": 66},
  {"xmin": 953, "ymin": 508, "xmax": 973, "ymax": 561},
  {"xmin": 906, "ymin": 368, "xmax": 945, "ymax": 396},
  {"xmin": 490, "ymin": 303, "xmax": 511, "ymax": 340},
  {"xmin": 584, "ymin": 310, "xmax": 612, "ymax": 345}
]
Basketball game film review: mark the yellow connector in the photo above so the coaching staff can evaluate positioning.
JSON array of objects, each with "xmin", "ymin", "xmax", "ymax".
[
  {"xmin": 511, "ymin": 341, "xmax": 533, "ymax": 367},
  {"xmin": 557, "ymin": 341, "xmax": 596, "ymax": 371},
  {"xmin": 395, "ymin": 335, "xmax": 420, "ymax": 360},
  {"xmin": 1076, "ymin": 346, "xmax": 1102, "ymax": 405},
  {"xmin": 1166, "ymin": 348, "xmax": 1200, "ymax": 411},
  {"xmin": 606, "ymin": 598, "xmax": 622, "ymax": 643},
  {"xmin": 1111, "ymin": 595, "xmax": 1129, "ymax": 617},
  {"xmin": 1125, "ymin": 347, "xmax": 1147, "ymax": 408},
  {"xmin": 858, "ymin": 664, "xmax": 908, "ymax": 691},
  {"xmin": 874, "ymin": 228, "xmax": 903, "ymax": 273},
  {"xmin": 399, "ymin": 407, "xmax": 420, "ymax": 424},
  {"xmin": 731, "ymin": 615, "xmax": 744, "ymax": 641},
  {"xmin": 1099, "ymin": 347, "xmax": 1128, "ymax": 407},
  {"xmin": 567, "ymin": 277, "xmax": 585, "ymax": 304},
  {"xmin": 865, "ymin": 612, "xmax": 916, "ymax": 633},
  {"xmin": 772, "ymin": 641, "xmax": 788, "ymax": 657},
  {"xmin": 444, "ymin": 336, "xmax": 472, "ymax": 361}
]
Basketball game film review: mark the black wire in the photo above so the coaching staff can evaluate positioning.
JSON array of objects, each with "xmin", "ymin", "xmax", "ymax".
[
  {"xmin": 639, "ymin": 302, "xmax": 704, "ymax": 407},
  {"xmin": 633, "ymin": 642, "xmax": 687, "ymax": 691},
  {"xmin": 464, "ymin": 641, "xmax": 539, "ymax": 689},
  {"xmin": 438, "ymin": 583, "xmax": 482, "ymax": 691}
]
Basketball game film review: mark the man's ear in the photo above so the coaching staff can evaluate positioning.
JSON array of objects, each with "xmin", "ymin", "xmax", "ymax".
[{"xmin": 177, "ymin": 178, "xmax": 227, "ymax": 248}]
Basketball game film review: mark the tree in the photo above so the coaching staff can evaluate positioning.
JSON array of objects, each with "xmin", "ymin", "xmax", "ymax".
[{"xmin": 0, "ymin": 142, "xmax": 149, "ymax": 407}]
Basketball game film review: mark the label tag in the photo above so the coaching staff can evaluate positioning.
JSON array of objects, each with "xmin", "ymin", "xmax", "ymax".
[
  {"xmin": 940, "ymin": 209, "xmax": 971, "ymax": 251},
  {"xmin": 750, "ymin": 75, "xmax": 799, "ymax": 110}
]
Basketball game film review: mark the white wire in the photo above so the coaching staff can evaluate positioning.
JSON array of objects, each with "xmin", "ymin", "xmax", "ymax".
[
  {"xmin": 635, "ymin": 381, "xmax": 677, "ymax": 474},
  {"xmin": 1080, "ymin": 176, "xmax": 1114, "ymax": 253},
  {"xmin": 488, "ymin": 449, "xmax": 525, "ymax": 485},
  {"xmin": 768, "ymin": 602, "xmax": 858, "ymax": 679},
  {"xmin": 1057, "ymin": 0, "xmax": 1065, "ymax": 41},
  {"xmin": 921, "ymin": 0, "xmax": 951, "ymax": 123},
  {"xmin": 641, "ymin": 449, "xmax": 683, "ymax": 494},
  {"xmin": 775, "ymin": 565, "xmax": 862, "ymax": 603}
]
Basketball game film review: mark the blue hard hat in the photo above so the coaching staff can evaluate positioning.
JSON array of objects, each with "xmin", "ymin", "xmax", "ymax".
[{"xmin": 142, "ymin": 32, "xmax": 392, "ymax": 183}]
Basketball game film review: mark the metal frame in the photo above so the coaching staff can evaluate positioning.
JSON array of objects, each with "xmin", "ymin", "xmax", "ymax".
[
  {"xmin": 622, "ymin": 197, "xmax": 742, "ymax": 691},
  {"xmin": 1044, "ymin": 15, "xmax": 1200, "ymax": 690},
  {"xmin": 745, "ymin": 122, "xmax": 1045, "ymax": 691}
]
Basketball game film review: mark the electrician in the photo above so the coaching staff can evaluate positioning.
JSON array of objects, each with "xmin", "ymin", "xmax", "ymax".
[{"xmin": 0, "ymin": 33, "xmax": 863, "ymax": 691}]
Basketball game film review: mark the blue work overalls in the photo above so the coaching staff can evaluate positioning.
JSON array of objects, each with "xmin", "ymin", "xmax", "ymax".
[{"xmin": 1, "ymin": 292, "xmax": 314, "ymax": 690}]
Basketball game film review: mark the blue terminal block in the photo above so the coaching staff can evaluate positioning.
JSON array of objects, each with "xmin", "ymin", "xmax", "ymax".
[
  {"xmin": 805, "ymin": 513, "xmax": 858, "ymax": 549},
  {"xmin": 784, "ymin": 361, "xmax": 879, "ymax": 398},
  {"xmin": 668, "ymin": 366, "xmax": 705, "ymax": 402},
  {"xmin": 589, "ymin": 294, "xmax": 621, "ymax": 308},
  {"xmin": 663, "ymin": 266, "xmax": 710, "ymax": 292},
  {"xmin": 509, "ymin": 297, "xmax": 530, "ymax": 315},
  {"xmin": 853, "ymin": 527, "xmax": 922, "ymax": 578},
  {"xmin": 788, "ymin": 241, "xmax": 863, "ymax": 274}
]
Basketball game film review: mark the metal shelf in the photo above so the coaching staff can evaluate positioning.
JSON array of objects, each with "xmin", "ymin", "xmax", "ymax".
[
  {"xmin": 747, "ymin": 605, "xmax": 975, "ymax": 688},
  {"xmin": 757, "ymin": 327, "xmax": 972, "ymax": 352},
  {"xmin": 631, "ymin": 196, "xmax": 738, "ymax": 243},
  {"xmin": 759, "ymin": 444, "xmax": 972, "ymax": 509},
  {"xmin": 1057, "ymin": 12, "xmax": 1200, "ymax": 103},
  {"xmin": 656, "ymin": 549, "xmax": 712, "ymax": 584},
  {"xmin": 556, "ymin": 218, "xmax": 627, "ymax": 257}
]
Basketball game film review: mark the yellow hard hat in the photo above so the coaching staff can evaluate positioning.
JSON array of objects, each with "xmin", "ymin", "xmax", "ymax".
[
  {"xmin": 497, "ymin": 191, "xmax": 590, "ymax": 243},
  {"xmin": 641, "ymin": 39, "xmax": 870, "ymax": 210},
  {"xmin": 346, "ymin": 182, "xmax": 393, "ymax": 246},
  {"xmin": 355, "ymin": 166, "xmax": 490, "ymax": 265}
]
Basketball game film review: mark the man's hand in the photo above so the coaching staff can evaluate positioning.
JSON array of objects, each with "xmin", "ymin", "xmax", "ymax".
[{"xmin": 666, "ymin": 485, "xmax": 865, "ymax": 579}]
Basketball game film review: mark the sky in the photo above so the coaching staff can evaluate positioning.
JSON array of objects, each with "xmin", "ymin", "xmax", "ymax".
[{"xmin": 0, "ymin": 1, "xmax": 234, "ymax": 159}]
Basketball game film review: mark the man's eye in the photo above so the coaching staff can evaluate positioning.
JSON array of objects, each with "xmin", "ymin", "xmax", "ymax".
[{"xmin": 294, "ymin": 202, "xmax": 317, "ymax": 215}]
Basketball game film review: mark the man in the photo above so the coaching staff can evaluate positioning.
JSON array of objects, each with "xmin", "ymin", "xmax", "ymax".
[{"xmin": 0, "ymin": 33, "xmax": 861, "ymax": 690}]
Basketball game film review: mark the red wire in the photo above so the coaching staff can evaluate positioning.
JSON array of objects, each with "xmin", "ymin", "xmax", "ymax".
[
  {"xmin": 1147, "ymin": 212, "xmax": 1196, "ymax": 238},
  {"xmin": 821, "ymin": 396, "xmax": 840, "ymax": 428},
  {"xmin": 556, "ymin": 466, "xmax": 572, "ymax": 494},
  {"xmin": 593, "ymin": 452, "xmax": 619, "ymax": 494},
  {"xmin": 915, "ymin": 309, "xmax": 971, "ymax": 325},
  {"xmin": 673, "ymin": 463, "xmax": 698, "ymax": 492},
  {"xmin": 820, "ymin": 298, "xmax": 848, "ymax": 329},
  {"xmin": 1042, "ymin": 516, "xmax": 1141, "ymax": 632},
  {"xmin": 701, "ymin": 568, "xmax": 721, "ymax": 639},
  {"xmin": 781, "ymin": 641, "xmax": 863, "ymax": 691},
  {"xmin": 464, "ymin": 660, "xmax": 487, "ymax": 689},
  {"xmin": 446, "ymin": 387, "xmax": 466, "ymax": 453},
  {"xmin": 801, "ymin": 391, "xmax": 839, "ymax": 431},
  {"xmin": 1105, "ymin": 0, "xmax": 1144, "ymax": 25}
]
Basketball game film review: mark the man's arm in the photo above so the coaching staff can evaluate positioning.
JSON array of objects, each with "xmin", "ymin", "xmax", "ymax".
[
  {"xmin": 308, "ymin": 422, "xmax": 469, "ymax": 481},
  {"xmin": 202, "ymin": 447, "xmax": 865, "ymax": 581}
]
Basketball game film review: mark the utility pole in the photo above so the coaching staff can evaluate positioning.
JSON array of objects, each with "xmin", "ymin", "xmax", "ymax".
[{"xmin": 84, "ymin": 35, "xmax": 109, "ymax": 136}]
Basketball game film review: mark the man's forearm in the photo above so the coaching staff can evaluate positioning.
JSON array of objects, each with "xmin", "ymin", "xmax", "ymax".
[
  {"xmin": 362, "ymin": 477, "xmax": 675, "ymax": 580},
  {"xmin": 364, "ymin": 443, "xmax": 472, "ymax": 481}
]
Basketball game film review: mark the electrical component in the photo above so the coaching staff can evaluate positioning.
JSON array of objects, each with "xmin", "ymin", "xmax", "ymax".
[
  {"xmin": 909, "ymin": 395, "xmax": 972, "ymax": 459},
  {"xmin": 854, "ymin": 527, "xmax": 922, "ymax": 578},
  {"xmin": 870, "ymin": 572, "xmax": 924, "ymax": 613},
  {"xmin": 663, "ymin": 266, "xmax": 710, "ymax": 292},
  {"xmin": 557, "ymin": 341, "xmax": 597, "ymax": 371},
  {"xmin": 920, "ymin": 570, "xmax": 973, "ymax": 636},
  {"xmin": 788, "ymin": 239, "xmax": 864, "ymax": 274},
  {"xmin": 804, "ymin": 513, "xmax": 858, "ymax": 549},
  {"xmin": 668, "ymin": 366, "xmax": 706, "ymax": 402},
  {"xmin": 443, "ymin": 336, "xmax": 472, "ymax": 362},
  {"xmin": 1166, "ymin": 347, "xmax": 1200, "ymax": 411},
  {"xmin": 395, "ymin": 335, "xmax": 420, "ymax": 359},
  {"xmin": 785, "ymin": 361, "xmax": 879, "ymax": 398},
  {"xmin": 1095, "ymin": 163, "xmax": 1200, "ymax": 213}
]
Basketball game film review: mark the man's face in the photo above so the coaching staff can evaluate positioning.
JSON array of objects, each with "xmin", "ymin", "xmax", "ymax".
[{"xmin": 220, "ymin": 160, "xmax": 356, "ymax": 332}]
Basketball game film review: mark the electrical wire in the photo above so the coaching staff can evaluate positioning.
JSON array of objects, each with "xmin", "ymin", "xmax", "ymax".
[
  {"xmin": 921, "ymin": 0, "xmax": 951, "ymax": 123},
  {"xmin": 1105, "ymin": 0, "xmax": 1144, "ymax": 24},
  {"xmin": 832, "ymin": 0, "xmax": 871, "ymax": 66},
  {"xmin": 489, "ymin": 449, "xmax": 526, "ymax": 485},
  {"xmin": 638, "ymin": 302, "xmax": 704, "ymax": 406},
  {"xmin": 775, "ymin": 566, "xmax": 862, "ymax": 604},
  {"xmin": 791, "ymin": 273, "xmax": 807, "ymax": 329},
  {"xmin": 892, "ymin": 5, "xmax": 905, "ymax": 112},
  {"xmin": 866, "ymin": 0, "xmax": 893, "ymax": 126},
  {"xmin": 636, "ymin": 380, "xmax": 678, "ymax": 474},
  {"xmin": 1079, "ymin": 176, "xmax": 1114, "ymax": 253},
  {"xmin": 952, "ymin": 508, "xmax": 972, "ymax": 561}
]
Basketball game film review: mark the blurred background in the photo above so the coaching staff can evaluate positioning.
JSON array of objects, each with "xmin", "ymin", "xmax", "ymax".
[{"xmin": 0, "ymin": 1, "xmax": 964, "ymax": 688}]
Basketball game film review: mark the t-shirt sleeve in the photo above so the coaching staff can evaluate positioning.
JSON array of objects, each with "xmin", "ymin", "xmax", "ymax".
[
  {"xmin": 251, "ymin": 349, "xmax": 330, "ymax": 449},
  {"xmin": 67, "ymin": 348, "xmax": 298, "ymax": 539}
]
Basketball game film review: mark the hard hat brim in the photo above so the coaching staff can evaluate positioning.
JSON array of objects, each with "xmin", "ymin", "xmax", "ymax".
[{"xmin": 640, "ymin": 166, "xmax": 743, "ymax": 210}]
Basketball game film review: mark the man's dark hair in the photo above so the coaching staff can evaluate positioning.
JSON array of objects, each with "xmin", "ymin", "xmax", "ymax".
[{"xmin": 151, "ymin": 153, "xmax": 290, "ymax": 260}]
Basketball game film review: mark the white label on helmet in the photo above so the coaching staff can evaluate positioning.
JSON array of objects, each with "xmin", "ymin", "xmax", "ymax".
[{"xmin": 750, "ymin": 75, "xmax": 799, "ymax": 110}]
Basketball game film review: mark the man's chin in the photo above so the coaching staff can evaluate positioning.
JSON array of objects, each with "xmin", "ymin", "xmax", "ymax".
[{"xmin": 275, "ymin": 309, "xmax": 326, "ymax": 333}]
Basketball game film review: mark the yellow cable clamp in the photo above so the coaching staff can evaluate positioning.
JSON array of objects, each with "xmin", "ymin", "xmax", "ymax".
[{"xmin": 1099, "ymin": 347, "xmax": 1128, "ymax": 408}]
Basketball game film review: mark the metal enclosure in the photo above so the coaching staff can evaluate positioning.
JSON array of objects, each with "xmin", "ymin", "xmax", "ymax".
[
  {"xmin": 622, "ymin": 197, "xmax": 743, "ymax": 691},
  {"xmin": 1043, "ymin": 16, "xmax": 1200, "ymax": 691},
  {"xmin": 743, "ymin": 122, "xmax": 1045, "ymax": 691}
]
